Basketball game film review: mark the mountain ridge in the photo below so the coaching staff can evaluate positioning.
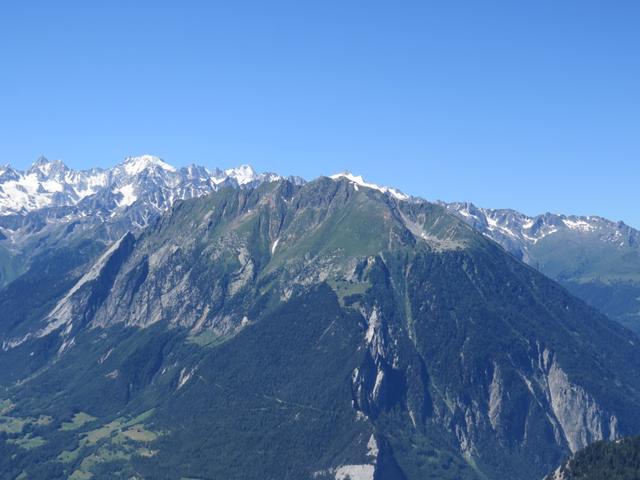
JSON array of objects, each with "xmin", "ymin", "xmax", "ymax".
[
  {"xmin": 2, "ymin": 155, "xmax": 636, "ymax": 231},
  {"xmin": 2, "ymin": 156, "xmax": 637, "ymax": 333}
]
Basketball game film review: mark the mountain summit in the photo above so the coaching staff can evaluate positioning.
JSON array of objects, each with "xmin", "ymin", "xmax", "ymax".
[
  {"xmin": 120, "ymin": 155, "xmax": 177, "ymax": 176},
  {"xmin": 329, "ymin": 172, "xmax": 410, "ymax": 200}
]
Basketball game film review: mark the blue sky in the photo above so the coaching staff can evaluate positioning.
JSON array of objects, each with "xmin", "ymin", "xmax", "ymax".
[{"xmin": 1, "ymin": 1, "xmax": 638, "ymax": 226}]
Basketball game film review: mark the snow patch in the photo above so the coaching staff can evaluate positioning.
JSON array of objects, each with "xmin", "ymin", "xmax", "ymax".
[
  {"xmin": 372, "ymin": 369, "xmax": 385, "ymax": 400},
  {"xmin": 41, "ymin": 179, "xmax": 64, "ymax": 192},
  {"xmin": 355, "ymin": 411, "xmax": 367, "ymax": 421},
  {"xmin": 330, "ymin": 172, "xmax": 409, "ymax": 200},
  {"xmin": 115, "ymin": 184, "xmax": 137, "ymax": 207},
  {"xmin": 563, "ymin": 218, "xmax": 596, "ymax": 232},
  {"xmin": 271, "ymin": 238, "xmax": 280, "ymax": 255},
  {"xmin": 177, "ymin": 367, "xmax": 196, "ymax": 390},
  {"xmin": 367, "ymin": 434, "xmax": 378, "ymax": 458},
  {"xmin": 334, "ymin": 465, "xmax": 375, "ymax": 480}
]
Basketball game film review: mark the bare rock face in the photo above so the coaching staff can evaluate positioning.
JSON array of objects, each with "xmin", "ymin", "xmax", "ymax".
[
  {"xmin": 43, "ymin": 232, "xmax": 136, "ymax": 333},
  {"xmin": 546, "ymin": 467, "xmax": 569, "ymax": 480},
  {"xmin": 543, "ymin": 350, "xmax": 618, "ymax": 453},
  {"xmin": 488, "ymin": 362, "xmax": 503, "ymax": 431}
]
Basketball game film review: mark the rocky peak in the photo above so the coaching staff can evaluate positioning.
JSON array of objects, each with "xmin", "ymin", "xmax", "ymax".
[
  {"xmin": 28, "ymin": 156, "xmax": 69, "ymax": 178},
  {"xmin": 120, "ymin": 155, "xmax": 177, "ymax": 176}
]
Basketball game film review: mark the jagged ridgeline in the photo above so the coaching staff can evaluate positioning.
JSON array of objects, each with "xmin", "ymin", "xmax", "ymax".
[{"xmin": 2, "ymin": 176, "xmax": 640, "ymax": 479}]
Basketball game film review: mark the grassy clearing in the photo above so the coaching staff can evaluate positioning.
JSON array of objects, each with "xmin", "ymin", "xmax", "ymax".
[
  {"xmin": 58, "ymin": 448, "xmax": 82, "ymax": 463},
  {"xmin": 187, "ymin": 329, "xmax": 219, "ymax": 346},
  {"xmin": 34, "ymin": 415, "xmax": 53, "ymax": 426},
  {"xmin": 187, "ymin": 330, "xmax": 231, "ymax": 348},
  {"xmin": 122, "ymin": 425, "xmax": 158, "ymax": 442},
  {"xmin": 0, "ymin": 415, "xmax": 27, "ymax": 434},
  {"xmin": 69, "ymin": 469, "xmax": 93, "ymax": 480},
  {"xmin": 79, "ymin": 446, "xmax": 131, "ymax": 473},
  {"xmin": 0, "ymin": 412, "xmax": 52, "ymax": 435},
  {"xmin": 12, "ymin": 436, "xmax": 45, "ymax": 450},
  {"xmin": 58, "ymin": 410, "xmax": 161, "ymax": 478},
  {"xmin": 78, "ymin": 410, "xmax": 155, "ymax": 446},
  {"xmin": 121, "ymin": 409, "xmax": 154, "ymax": 428},
  {"xmin": 60, "ymin": 412, "xmax": 97, "ymax": 431},
  {"xmin": 8, "ymin": 433, "xmax": 47, "ymax": 450},
  {"xmin": 328, "ymin": 279, "xmax": 370, "ymax": 306},
  {"xmin": 83, "ymin": 419, "xmax": 123, "ymax": 445}
]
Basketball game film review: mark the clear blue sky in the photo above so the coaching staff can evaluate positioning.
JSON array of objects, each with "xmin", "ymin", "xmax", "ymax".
[{"xmin": 1, "ymin": 1, "xmax": 638, "ymax": 226}]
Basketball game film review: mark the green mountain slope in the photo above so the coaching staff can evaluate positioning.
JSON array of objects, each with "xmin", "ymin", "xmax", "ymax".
[
  {"xmin": 531, "ymin": 233, "xmax": 640, "ymax": 333},
  {"xmin": 445, "ymin": 204, "xmax": 640, "ymax": 333},
  {"xmin": 1, "ymin": 177, "xmax": 640, "ymax": 479}
]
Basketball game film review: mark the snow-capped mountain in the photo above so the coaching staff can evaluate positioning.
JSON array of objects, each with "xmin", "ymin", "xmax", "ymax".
[
  {"xmin": 1, "ymin": 157, "xmax": 637, "ymax": 261},
  {"xmin": 0, "ymin": 155, "xmax": 293, "ymax": 287},
  {"xmin": 0, "ymin": 158, "xmax": 412, "ymax": 225},
  {"xmin": 0, "ymin": 157, "xmax": 108, "ymax": 215},
  {"xmin": 0, "ymin": 155, "xmax": 282, "ymax": 218},
  {"xmin": 443, "ymin": 201, "xmax": 639, "ymax": 263},
  {"xmin": 0, "ymin": 158, "xmax": 638, "ymax": 334}
]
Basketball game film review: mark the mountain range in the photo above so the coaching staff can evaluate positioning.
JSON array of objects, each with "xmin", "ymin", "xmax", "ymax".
[
  {"xmin": 0, "ymin": 156, "xmax": 298, "ymax": 288},
  {"xmin": 0, "ymin": 156, "xmax": 639, "ymax": 479},
  {"xmin": 1, "ymin": 155, "xmax": 637, "ymax": 332}
]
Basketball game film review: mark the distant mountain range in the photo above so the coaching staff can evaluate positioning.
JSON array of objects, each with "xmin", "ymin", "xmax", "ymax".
[
  {"xmin": 0, "ymin": 156, "xmax": 300, "ymax": 288},
  {"xmin": 0, "ymin": 155, "xmax": 283, "ymax": 217},
  {"xmin": 443, "ymin": 203, "xmax": 640, "ymax": 333},
  {"xmin": 0, "ymin": 156, "xmax": 639, "ymax": 479},
  {"xmin": 1, "ymin": 155, "xmax": 636, "ymax": 332}
]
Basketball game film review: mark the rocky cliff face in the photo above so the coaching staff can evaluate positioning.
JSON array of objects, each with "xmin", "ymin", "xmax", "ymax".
[{"xmin": 544, "ymin": 351, "xmax": 618, "ymax": 453}]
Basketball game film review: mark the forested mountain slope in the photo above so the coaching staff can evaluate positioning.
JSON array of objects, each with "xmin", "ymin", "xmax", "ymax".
[{"xmin": 1, "ymin": 177, "xmax": 640, "ymax": 479}]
